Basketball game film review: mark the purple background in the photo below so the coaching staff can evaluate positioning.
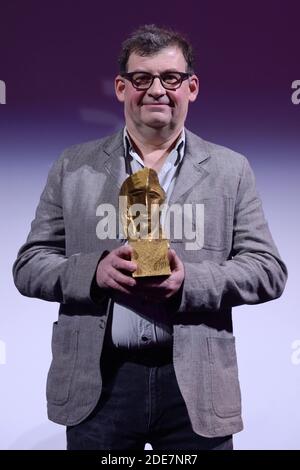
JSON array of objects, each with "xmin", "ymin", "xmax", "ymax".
[{"xmin": 0, "ymin": 0, "xmax": 299, "ymax": 449}]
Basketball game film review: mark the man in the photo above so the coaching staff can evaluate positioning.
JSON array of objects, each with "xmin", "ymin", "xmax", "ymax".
[{"xmin": 13, "ymin": 25, "xmax": 287, "ymax": 450}]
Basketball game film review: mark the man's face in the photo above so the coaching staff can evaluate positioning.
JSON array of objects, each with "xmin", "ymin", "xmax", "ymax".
[{"xmin": 115, "ymin": 46, "xmax": 199, "ymax": 133}]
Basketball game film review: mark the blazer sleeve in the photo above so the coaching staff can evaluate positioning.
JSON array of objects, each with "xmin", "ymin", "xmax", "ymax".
[
  {"xmin": 176, "ymin": 156, "xmax": 288, "ymax": 312},
  {"xmin": 12, "ymin": 153, "xmax": 106, "ymax": 306}
]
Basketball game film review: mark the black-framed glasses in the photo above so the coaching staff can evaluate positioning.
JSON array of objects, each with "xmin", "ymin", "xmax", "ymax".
[{"xmin": 121, "ymin": 71, "xmax": 192, "ymax": 90}]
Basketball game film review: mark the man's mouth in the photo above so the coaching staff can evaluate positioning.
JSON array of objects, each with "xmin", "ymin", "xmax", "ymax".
[{"xmin": 142, "ymin": 102, "xmax": 174, "ymax": 108}]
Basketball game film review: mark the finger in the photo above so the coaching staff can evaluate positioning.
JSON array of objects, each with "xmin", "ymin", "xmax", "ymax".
[
  {"xmin": 112, "ymin": 256, "xmax": 137, "ymax": 273},
  {"xmin": 108, "ymin": 277, "xmax": 135, "ymax": 295},
  {"xmin": 168, "ymin": 249, "xmax": 182, "ymax": 271},
  {"xmin": 111, "ymin": 268, "xmax": 136, "ymax": 288},
  {"xmin": 167, "ymin": 248, "xmax": 176, "ymax": 264},
  {"xmin": 116, "ymin": 245, "xmax": 134, "ymax": 259}
]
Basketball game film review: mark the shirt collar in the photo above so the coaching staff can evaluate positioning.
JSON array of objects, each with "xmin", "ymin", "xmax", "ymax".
[{"xmin": 123, "ymin": 127, "xmax": 185, "ymax": 170}]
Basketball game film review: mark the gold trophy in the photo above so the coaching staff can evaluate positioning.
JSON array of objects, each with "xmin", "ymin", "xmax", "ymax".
[{"xmin": 119, "ymin": 168, "xmax": 171, "ymax": 277}]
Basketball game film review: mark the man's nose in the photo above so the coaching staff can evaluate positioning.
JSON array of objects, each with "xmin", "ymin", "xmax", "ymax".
[{"xmin": 147, "ymin": 76, "xmax": 165, "ymax": 97}]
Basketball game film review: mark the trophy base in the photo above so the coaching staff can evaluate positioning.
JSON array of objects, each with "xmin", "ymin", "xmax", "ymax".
[{"xmin": 130, "ymin": 239, "xmax": 171, "ymax": 277}]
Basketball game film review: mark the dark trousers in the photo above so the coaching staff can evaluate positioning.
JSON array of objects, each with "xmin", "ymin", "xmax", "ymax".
[{"xmin": 67, "ymin": 345, "xmax": 233, "ymax": 450}]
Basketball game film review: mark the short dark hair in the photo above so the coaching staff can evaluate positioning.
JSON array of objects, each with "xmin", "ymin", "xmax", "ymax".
[{"xmin": 118, "ymin": 24, "xmax": 195, "ymax": 74}]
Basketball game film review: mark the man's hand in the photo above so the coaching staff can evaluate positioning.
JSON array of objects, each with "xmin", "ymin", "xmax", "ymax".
[
  {"xmin": 96, "ymin": 246, "xmax": 184, "ymax": 304},
  {"xmin": 134, "ymin": 249, "xmax": 185, "ymax": 302},
  {"xmin": 96, "ymin": 245, "xmax": 137, "ymax": 294}
]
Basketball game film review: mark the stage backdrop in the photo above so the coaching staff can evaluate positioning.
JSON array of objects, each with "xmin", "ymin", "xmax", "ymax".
[{"xmin": 0, "ymin": 0, "xmax": 299, "ymax": 450}]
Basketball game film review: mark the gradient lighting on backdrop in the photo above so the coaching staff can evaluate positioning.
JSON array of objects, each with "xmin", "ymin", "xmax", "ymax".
[{"xmin": 0, "ymin": 0, "xmax": 299, "ymax": 449}]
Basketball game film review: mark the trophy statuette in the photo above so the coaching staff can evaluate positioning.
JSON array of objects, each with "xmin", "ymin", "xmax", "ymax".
[{"xmin": 119, "ymin": 167, "xmax": 171, "ymax": 278}]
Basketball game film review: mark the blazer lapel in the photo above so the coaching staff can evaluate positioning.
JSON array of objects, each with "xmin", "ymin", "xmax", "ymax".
[
  {"xmin": 169, "ymin": 129, "xmax": 211, "ymax": 205},
  {"xmin": 102, "ymin": 129, "xmax": 128, "ymax": 189}
]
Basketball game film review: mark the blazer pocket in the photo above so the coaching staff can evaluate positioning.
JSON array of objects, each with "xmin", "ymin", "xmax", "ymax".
[
  {"xmin": 200, "ymin": 196, "xmax": 233, "ymax": 251},
  {"xmin": 169, "ymin": 196, "xmax": 233, "ymax": 254},
  {"xmin": 46, "ymin": 322, "xmax": 79, "ymax": 405},
  {"xmin": 207, "ymin": 336, "xmax": 242, "ymax": 418}
]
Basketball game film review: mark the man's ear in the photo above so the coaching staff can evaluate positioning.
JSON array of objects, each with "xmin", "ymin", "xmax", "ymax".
[
  {"xmin": 188, "ymin": 74, "xmax": 199, "ymax": 103},
  {"xmin": 115, "ymin": 75, "xmax": 125, "ymax": 102}
]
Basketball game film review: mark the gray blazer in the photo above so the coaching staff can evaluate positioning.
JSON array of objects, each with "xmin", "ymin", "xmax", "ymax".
[{"xmin": 13, "ymin": 128, "xmax": 287, "ymax": 438}]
